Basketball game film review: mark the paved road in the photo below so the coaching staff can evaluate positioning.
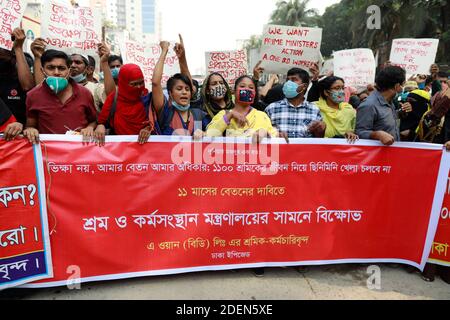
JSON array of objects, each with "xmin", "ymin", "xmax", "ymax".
[{"xmin": 1, "ymin": 264, "xmax": 449, "ymax": 300}]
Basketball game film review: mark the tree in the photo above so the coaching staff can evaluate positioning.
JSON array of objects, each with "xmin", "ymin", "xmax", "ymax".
[
  {"xmin": 270, "ymin": 0, "xmax": 320, "ymax": 27},
  {"xmin": 319, "ymin": 0, "xmax": 449, "ymax": 63}
]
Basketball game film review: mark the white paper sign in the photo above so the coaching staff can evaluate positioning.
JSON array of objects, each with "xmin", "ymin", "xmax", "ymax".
[
  {"xmin": 321, "ymin": 58, "xmax": 334, "ymax": 76},
  {"xmin": 260, "ymin": 24, "xmax": 322, "ymax": 75},
  {"xmin": 389, "ymin": 38, "xmax": 439, "ymax": 75},
  {"xmin": 119, "ymin": 40, "xmax": 180, "ymax": 88},
  {"xmin": 205, "ymin": 50, "xmax": 248, "ymax": 87},
  {"xmin": 0, "ymin": 0, "xmax": 26, "ymax": 50},
  {"xmin": 334, "ymin": 49, "xmax": 376, "ymax": 88},
  {"xmin": 41, "ymin": 0, "xmax": 101, "ymax": 56}
]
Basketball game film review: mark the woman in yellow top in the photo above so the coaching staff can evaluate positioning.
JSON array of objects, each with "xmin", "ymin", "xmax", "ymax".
[
  {"xmin": 315, "ymin": 76, "xmax": 358, "ymax": 142},
  {"xmin": 206, "ymin": 75, "xmax": 278, "ymax": 140}
]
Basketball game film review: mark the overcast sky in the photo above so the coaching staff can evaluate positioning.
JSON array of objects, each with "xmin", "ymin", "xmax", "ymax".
[
  {"xmin": 78, "ymin": 0, "xmax": 341, "ymax": 74},
  {"xmin": 158, "ymin": 0, "xmax": 341, "ymax": 74}
]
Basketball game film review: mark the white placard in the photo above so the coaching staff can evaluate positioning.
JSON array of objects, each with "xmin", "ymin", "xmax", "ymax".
[
  {"xmin": 389, "ymin": 38, "xmax": 439, "ymax": 75},
  {"xmin": 119, "ymin": 40, "xmax": 180, "ymax": 88},
  {"xmin": 205, "ymin": 50, "xmax": 248, "ymax": 87},
  {"xmin": 0, "ymin": 0, "xmax": 26, "ymax": 50},
  {"xmin": 334, "ymin": 49, "xmax": 376, "ymax": 87},
  {"xmin": 41, "ymin": 0, "xmax": 102, "ymax": 56},
  {"xmin": 260, "ymin": 24, "xmax": 322, "ymax": 75}
]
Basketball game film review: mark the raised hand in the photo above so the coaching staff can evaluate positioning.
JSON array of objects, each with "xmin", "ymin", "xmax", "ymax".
[
  {"xmin": 30, "ymin": 38, "xmax": 47, "ymax": 59},
  {"xmin": 253, "ymin": 60, "xmax": 264, "ymax": 81},
  {"xmin": 12, "ymin": 28, "xmax": 26, "ymax": 50}
]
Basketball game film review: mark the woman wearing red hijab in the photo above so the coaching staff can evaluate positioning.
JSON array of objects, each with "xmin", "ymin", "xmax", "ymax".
[{"xmin": 95, "ymin": 64, "xmax": 156, "ymax": 145}]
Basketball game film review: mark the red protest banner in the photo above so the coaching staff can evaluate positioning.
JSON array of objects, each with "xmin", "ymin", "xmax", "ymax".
[
  {"xmin": 24, "ymin": 136, "xmax": 448, "ymax": 288},
  {"xmin": 0, "ymin": 139, "xmax": 52, "ymax": 290},
  {"xmin": 429, "ymin": 174, "xmax": 450, "ymax": 266}
]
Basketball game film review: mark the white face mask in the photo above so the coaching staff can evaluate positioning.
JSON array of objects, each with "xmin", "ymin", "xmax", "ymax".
[{"xmin": 70, "ymin": 73, "xmax": 87, "ymax": 83}]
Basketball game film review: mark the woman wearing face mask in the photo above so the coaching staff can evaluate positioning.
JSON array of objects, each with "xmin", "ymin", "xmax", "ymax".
[
  {"xmin": 315, "ymin": 77, "xmax": 358, "ymax": 142},
  {"xmin": 206, "ymin": 75, "xmax": 278, "ymax": 139},
  {"xmin": 152, "ymin": 38, "xmax": 208, "ymax": 136},
  {"xmin": 94, "ymin": 64, "xmax": 156, "ymax": 145},
  {"xmin": 201, "ymin": 72, "xmax": 234, "ymax": 122}
]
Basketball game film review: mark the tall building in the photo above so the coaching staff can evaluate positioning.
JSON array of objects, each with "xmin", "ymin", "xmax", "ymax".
[{"xmin": 96, "ymin": 0, "xmax": 159, "ymax": 44}]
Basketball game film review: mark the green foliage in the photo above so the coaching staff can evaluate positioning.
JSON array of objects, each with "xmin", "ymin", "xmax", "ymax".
[{"xmin": 245, "ymin": 0, "xmax": 448, "ymax": 63}]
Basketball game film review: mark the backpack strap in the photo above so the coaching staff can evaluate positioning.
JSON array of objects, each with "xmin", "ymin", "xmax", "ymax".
[
  {"xmin": 141, "ymin": 92, "xmax": 162, "ymax": 135},
  {"xmin": 106, "ymin": 90, "xmax": 119, "ymax": 135}
]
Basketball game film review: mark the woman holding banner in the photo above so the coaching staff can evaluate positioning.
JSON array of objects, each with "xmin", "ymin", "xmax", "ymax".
[
  {"xmin": 206, "ymin": 75, "xmax": 278, "ymax": 141},
  {"xmin": 152, "ymin": 37, "xmax": 209, "ymax": 136},
  {"xmin": 201, "ymin": 72, "xmax": 234, "ymax": 123},
  {"xmin": 315, "ymin": 76, "xmax": 358, "ymax": 143}
]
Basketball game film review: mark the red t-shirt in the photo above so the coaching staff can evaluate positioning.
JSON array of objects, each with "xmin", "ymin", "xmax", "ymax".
[
  {"xmin": 0, "ymin": 114, "xmax": 17, "ymax": 132},
  {"xmin": 26, "ymin": 81, "xmax": 97, "ymax": 134}
]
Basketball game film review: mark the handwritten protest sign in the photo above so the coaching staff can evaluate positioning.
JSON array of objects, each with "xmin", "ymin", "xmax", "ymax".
[
  {"xmin": 260, "ymin": 24, "xmax": 322, "ymax": 75},
  {"xmin": 41, "ymin": 0, "xmax": 101, "ymax": 56},
  {"xmin": 205, "ymin": 50, "xmax": 248, "ymax": 87},
  {"xmin": 390, "ymin": 38, "xmax": 439, "ymax": 75},
  {"xmin": 334, "ymin": 49, "xmax": 376, "ymax": 88},
  {"xmin": 0, "ymin": 0, "xmax": 26, "ymax": 50},
  {"xmin": 321, "ymin": 58, "xmax": 333, "ymax": 76},
  {"xmin": 119, "ymin": 40, "xmax": 180, "ymax": 88}
]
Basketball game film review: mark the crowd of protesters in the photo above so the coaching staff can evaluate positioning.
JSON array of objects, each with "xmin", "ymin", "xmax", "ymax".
[{"xmin": 1, "ymin": 28, "xmax": 450, "ymax": 284}]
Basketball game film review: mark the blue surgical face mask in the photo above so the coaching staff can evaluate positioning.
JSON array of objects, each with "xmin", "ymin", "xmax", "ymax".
[
  {"xmin": 70, "ymin": 73, "xmax": 87, "ymax": 83},
  {"xmin": 111, "ymin": 67, "xmax": 120, "ymax": 80},
  {"xmin": 418, "ymin": 82, "xmax": 426, "ymax": 90},
  {"xmin": 283, "ymin": 80, "xmax": 300, "ymax": 99},
  {"xmin": 46, "ymin": 76, "xmax": 69, "ymax": 95},
  {"xmin": 172, "ymin": 100, "xmax": 190, "ymax": 112}
]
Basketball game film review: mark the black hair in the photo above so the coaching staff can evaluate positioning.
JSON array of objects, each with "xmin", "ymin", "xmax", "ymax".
[
  {"xmin": 234, "ymin": 75, "xmax": 260, "ymax": 105},
  {"xmin": 108, "ymin": 55, "xmax": 123, "ymax": 65},
  {"xmin": 318, "ymin": 76, "xmax": 345, "ymax": 100},
  {"xmin": 206, "ymin": 72, "xmax": 227, "ymax": 89},
  {"xmin": 425, "ymin": 75, "xmax": 433, "ymax": 86},
  {"xmin": 41, "ymin": 50, "xmax": 71, "ymax": 68},
  {"xmin": 287, "ymin": 67, "xmax": 310, "ymax": 85},
  {"xmin": 192, "ymin": 79, "xmax": 199, "ymax": 90},
  {"xmin": 88, "ymin": 55, "xmax": 96, "ymax": 68},
  {"xmin": 437, "ymin": 71, "xmax": 449, "ymax": 78},
  {"xmin": 375, "ymin": 66, "xmax": 406, "ymax": 91},
  {"xmin": 167, "ymin": 73, "xmax": 193, "ymax": 94}
]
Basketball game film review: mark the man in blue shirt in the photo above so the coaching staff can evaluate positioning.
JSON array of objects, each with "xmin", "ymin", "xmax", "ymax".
[{"xmin": 356, "ymin": 66, "xmax": 406, "ymax": 145}]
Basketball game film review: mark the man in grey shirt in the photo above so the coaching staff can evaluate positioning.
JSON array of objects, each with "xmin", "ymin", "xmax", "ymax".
[{"xmin": 356, "ymin": 66, "xmax": 407, "ymax": 145}]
